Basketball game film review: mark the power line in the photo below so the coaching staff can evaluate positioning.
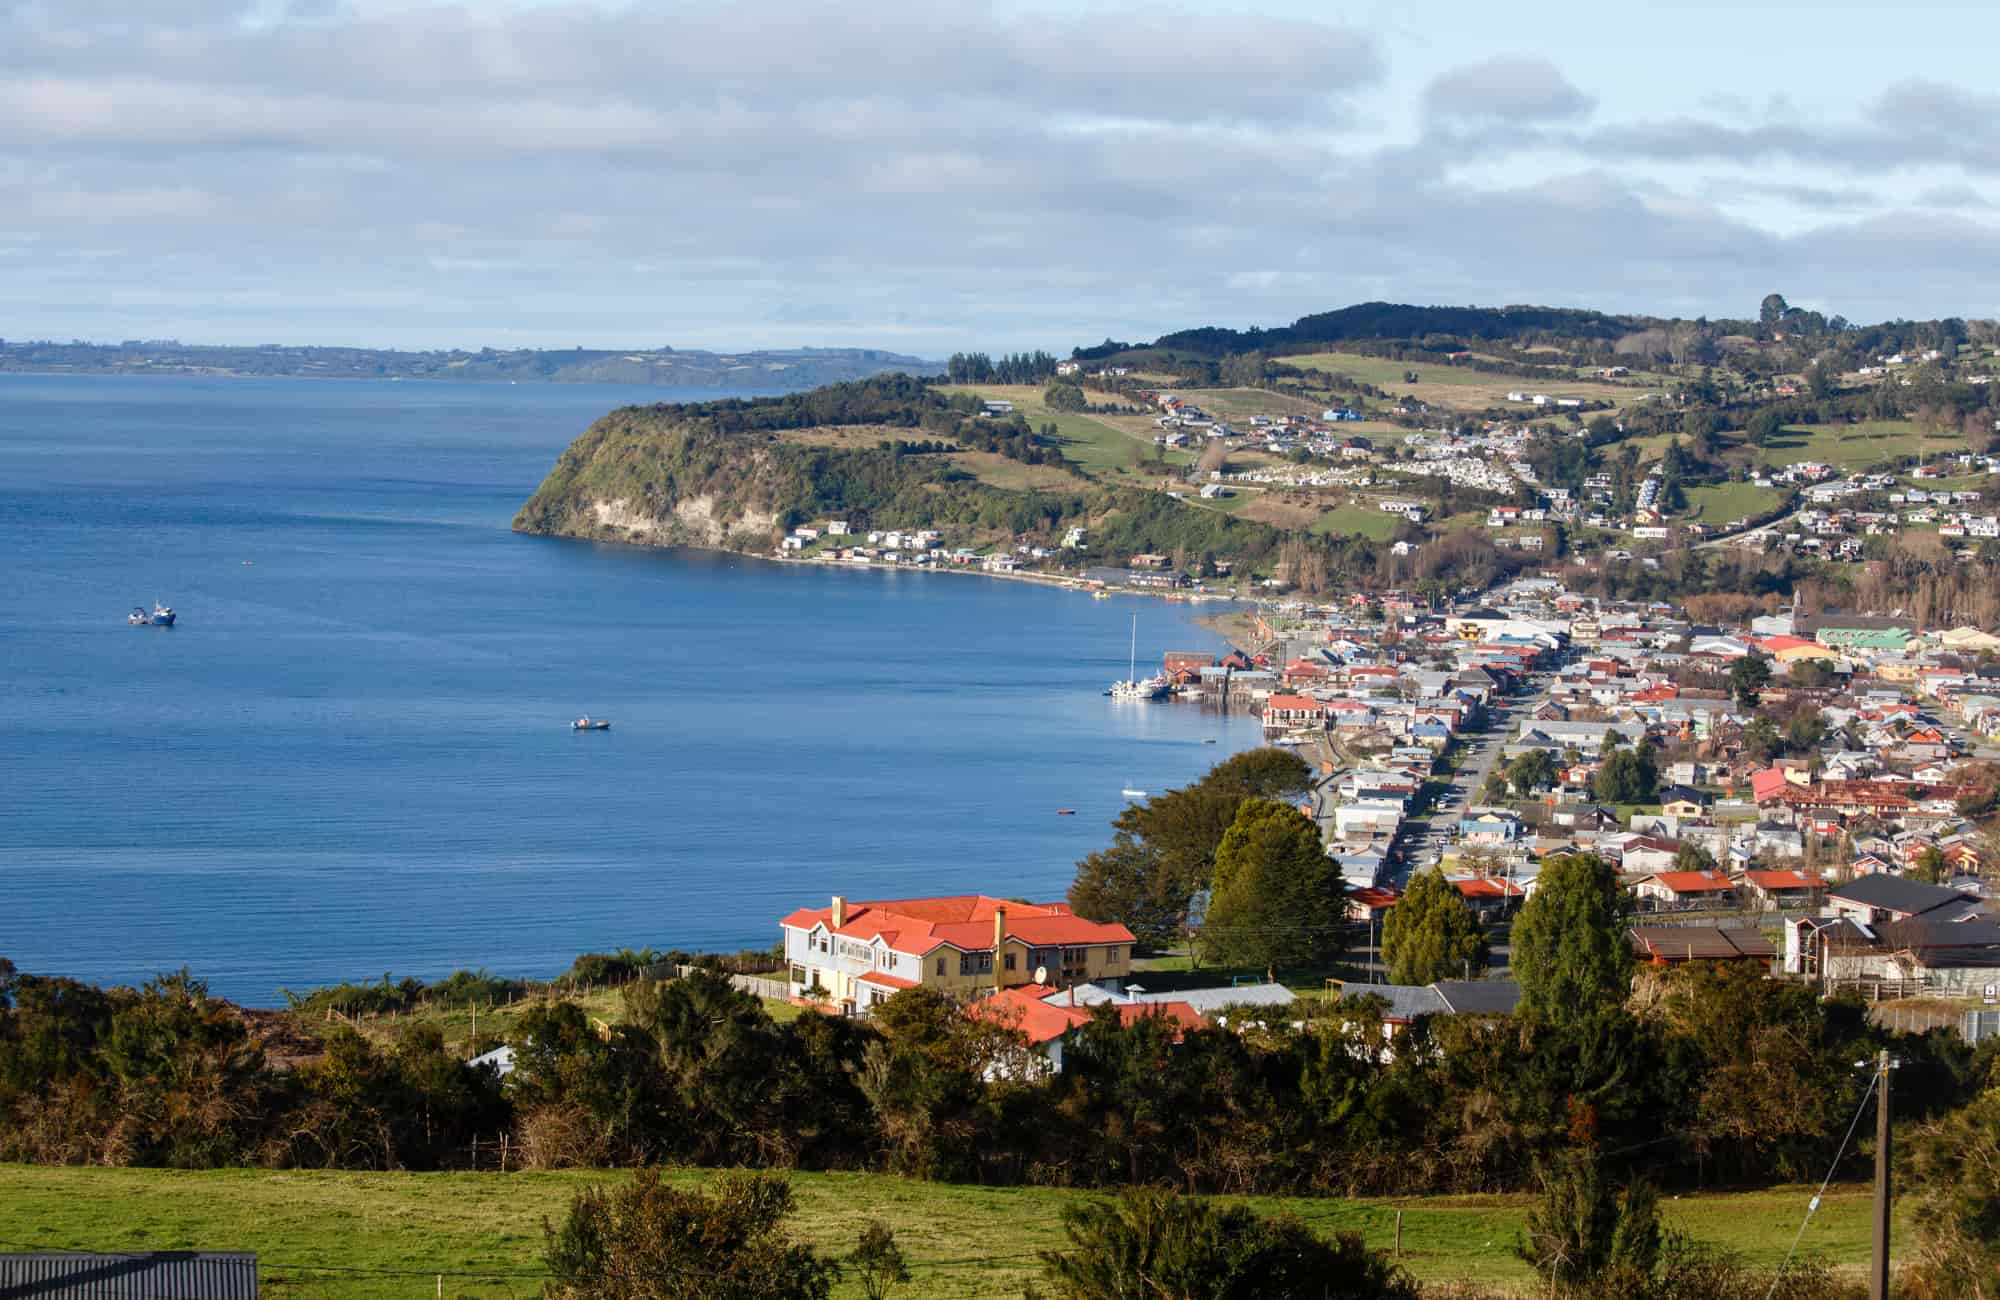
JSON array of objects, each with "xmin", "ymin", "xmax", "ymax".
[{"xmin": 1763, "ymin": 1069, "xmax": 1878, "ymax": 1300}]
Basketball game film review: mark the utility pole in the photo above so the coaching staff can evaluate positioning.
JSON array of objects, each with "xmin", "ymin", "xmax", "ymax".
[{"xmin": 1871, "ymin": 1049, "xmax": 1893, "ymax": 1300}]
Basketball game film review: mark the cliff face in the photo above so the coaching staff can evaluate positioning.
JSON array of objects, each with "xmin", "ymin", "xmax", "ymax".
[{"xmin": 513, "ymin": 407, "xmax": 797, "ymax": 550}]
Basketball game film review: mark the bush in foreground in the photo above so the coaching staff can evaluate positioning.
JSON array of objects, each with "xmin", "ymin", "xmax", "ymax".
[{"xmin": 1033, "ymin": 1187, "xmax": 1419, "ymax": 1300}]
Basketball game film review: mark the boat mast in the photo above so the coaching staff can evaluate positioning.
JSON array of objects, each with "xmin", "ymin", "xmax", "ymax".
[{"xmin": 1129, "ymin": 612, "xmax": 1138, "ymax": 682}]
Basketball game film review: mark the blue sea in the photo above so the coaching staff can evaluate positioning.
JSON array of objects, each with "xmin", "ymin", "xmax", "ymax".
[{"xmin": 0, "ymin": 374, "xmax": 1260, "ymax": 1005}]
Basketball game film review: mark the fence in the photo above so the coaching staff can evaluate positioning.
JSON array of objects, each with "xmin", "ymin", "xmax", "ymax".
[
  {"xmin": 1967, "ymin": 1009, "xmax": 2000, "ymax": 1045},
  {"xmin": 656, "ymin": 964, "xmax": 790, "ymax": 1001}
]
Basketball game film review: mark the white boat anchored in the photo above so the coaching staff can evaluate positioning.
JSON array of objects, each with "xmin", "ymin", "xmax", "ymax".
[{"xmin": 1106, "ymin": 612, "xmax": 1168, "ymax": 700}]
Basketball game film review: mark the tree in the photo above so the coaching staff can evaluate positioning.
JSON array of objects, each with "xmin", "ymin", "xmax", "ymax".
[
  {"xmin": 1516, "ymin": 1150, "xmax": 1661, "ymax": 1294},
  {"xmin": 1381, "ymin": 869, "xmax": 1489, "ymax": 985},
  {"xmin": 1910, "ymin": 845, "xmax": 1948, "ymax": 885},
  {"xmin": 1043, "ymin": 380, "xmax": 1087, "ymax": 412},
  {"xmin": 1037, "ymin": 1189, "xmax": 1419, "ymax": 1300},
  {"xmin": 1069, "ymin": 835, "xmax": 1188, "ymax": 953},
  {"xmin": 1759, "ymin": 294, "xmax": 1791, "ymax": 328},
  {"xmin": 1728, "ymin": 653, "xmax": 1771, "ymax": 707},
  {"xmin": 1591, "ymin": 744, "xmax": 1658, "ymax": 805},
  {"xmin": 1069, "ymin": 749, "xmax": 1311, "ymax": 951},
  {"xmin": 1904, "ymin": 1085, "xmax": 2000, "ymax": 1298},
  {"xmin": 1200, "ymin": 799, "xmax": 1346, "ymax": 971},
  {"xmin": 542, "ymin": 1170, "xmax": 837, "ymax": 1300},
  {"xmin": 847, "ymin": 1222, "xmax": 910, "ymax": 1300},
  {"xmin": 1511, "ymin": 853, "xmax": 1634, "ymax": 1022},
  {"xmin": 1744, "ymin": 408, "xmax": 1783, "ymax": 448},
  {"xmin": 1508, "ymin": 749, "xmax": 1556, "ymax": 798}
]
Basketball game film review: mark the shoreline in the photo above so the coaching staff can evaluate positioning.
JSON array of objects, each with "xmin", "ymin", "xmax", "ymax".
[{"xmin": 529, "ymin": 522, "xmax": 1260, "ymax": 628}]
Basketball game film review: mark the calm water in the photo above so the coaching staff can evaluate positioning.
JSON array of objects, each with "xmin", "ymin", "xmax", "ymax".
[{"xmin": 0, "ymin": 374, "xmax": 1259, "ymax": 1005}]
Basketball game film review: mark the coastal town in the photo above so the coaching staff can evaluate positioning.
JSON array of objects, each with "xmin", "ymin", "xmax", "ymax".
[{"xmin": 762, "ymin": 573, "xmax": 2000, "ymax": 1067}]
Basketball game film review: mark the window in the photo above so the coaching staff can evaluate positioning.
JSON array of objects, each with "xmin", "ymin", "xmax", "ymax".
[
  {"xmin": 958, "ymin": 952, "xmax": 993, "ymax": 977},
  {"xmin": 1004, "ymin": 952, "xmax": 1016, "ymax": 971},
  {"xmin": 936, "ymin": 957, "xmax": 946, "ymax": 976},
  {"xmin": 1063, "ymin": 947, "xmax": 1086, "ymax": 966}
]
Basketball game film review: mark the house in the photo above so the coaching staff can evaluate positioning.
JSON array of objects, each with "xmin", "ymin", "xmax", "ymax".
[
  {"xmin": 1633, "ymin": 870, "xmax": 1739, "ymax": 909},
  {"xmin": 1458, "ymin": 811, "xmax": 1522, "ymax": 845},
  {"xmin": 1824, "ymin": 876, "xmax": 1980, "ymax": 928},
  {"xmin": 780, "ymin": 894, "xmax": 1136, "ymax": 1014},
  {"xmin": 969, "ymin": 985, "xmax": 1205, "ymax": 1075},
  {"xmin": 1346, "ymin": 979, "xmax": 1522, "ymax": 1039},
  {"xmin": 1629, "ymin": 925, "xmax": 1775, "ymax": 966},
  {"xmin": 1451, "ymin": 876, "xmax": 1526, "ymax": 918},
  {"xmin": 1735, "ymin": 869, "xmax": 1823, "ymax": 909}
]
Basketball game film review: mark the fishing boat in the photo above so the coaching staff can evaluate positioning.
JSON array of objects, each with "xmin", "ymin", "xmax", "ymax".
[
  {"xmin": 1107, "ymin": 612, "xmax": 1169, "ymax": 700},
  {"xmin": 572, "ymin": 716, "xmax": 611, "ymax": 731},
  {"xmin": 1120, "ymin": 787, "xmax": 1148, "ymax": 799},
  {"xmin": 127, "ymin": 601, "xmax": 176, "ymax": 627},
  {"xmin": 1055, "ymin": 808, "xmax": 1076, "ymax": 816}
]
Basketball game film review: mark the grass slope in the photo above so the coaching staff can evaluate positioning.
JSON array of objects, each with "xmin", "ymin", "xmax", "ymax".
[
  {"xmin": 1764, "ymin": 420, "xmax": 1969, "ymax": 471},
  {"xmin": 0, "ymin": 1165, "xmax": 1893, "ymax": 1299}
]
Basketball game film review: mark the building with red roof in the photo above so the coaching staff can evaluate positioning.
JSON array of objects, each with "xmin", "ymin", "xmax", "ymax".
[
  {"xmin": 780, "ymin": 894, "xmax": 1136, "ymax": 1015},
  {"xmin": 968, "ymin": 985, "xmax": 1206, "ymax": 1074},
  {"xmin": 1633, "ymin": 871, "xmax": 1739, "ymax": 908}
]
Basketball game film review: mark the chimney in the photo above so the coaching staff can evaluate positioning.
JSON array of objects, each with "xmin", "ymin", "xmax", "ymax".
[
  {"xmin": 992, "ymin": 907, "xmax": 1007, "ymax": 959},
  {"xmin": 830, "ymin": 895, "xmax": 847, "ymax": 929}
]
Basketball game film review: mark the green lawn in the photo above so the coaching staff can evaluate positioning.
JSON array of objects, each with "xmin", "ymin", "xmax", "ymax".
[
  {"xmin": 1683, "ymin": 480, "xmax": 1785, "ymax": 525},
  {"xmin": 0, "ymin": 1165, "xmax": 1893, "ymax": 1298},
  {"xmin": 934, "ymin": 383, "xmax": 1155, "ymax": 478},
  {"xmin": 1286, "ymin": 351, "xmax": 1492, "ymax": 388},
  {"xmin": 1762, "ymin": 420, "xmax": 1971, "ymax": 472},
  {"xmin": 1313, "ymin": 502, "xmax": 1404, "ymax": 540}
]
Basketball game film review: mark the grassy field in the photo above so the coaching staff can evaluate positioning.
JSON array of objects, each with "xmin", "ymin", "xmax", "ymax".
[
  {"xmin": 1684, "ymin": 480, "xmax": 1785, "ymax": 525},
  {"xmin": 0, "ymin": 1165, "xmax": 1895, "ymax": 1299},
  {"xmin": 934, "ymin": 383, "xmax": 1167, "ymax": 478},
  {"xmin": 1313, "ymin": 501, "xmax": 1405, "ymax": 540},
  {"xmin": 1283, "ymin": 351, "xmax": 1649, "ymax": 414},
  {"xmin": 1763, "ymin": 420, "xmax": 1970, "ymax": 471}
]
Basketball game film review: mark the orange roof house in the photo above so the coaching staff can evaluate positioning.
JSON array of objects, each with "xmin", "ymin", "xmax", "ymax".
[{"xmin": 780, "ymin": 894, "xmax": 1136, "ymax": 1014}]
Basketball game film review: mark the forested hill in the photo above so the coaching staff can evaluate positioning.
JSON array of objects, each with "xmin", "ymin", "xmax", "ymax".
[
  {"xmin": 0, "ymin": 339, "xmax": 941, "ymax": 392},
  {"xmin": 1080, "ymin": 302, "xmax": 1643, "ymax": 359}
]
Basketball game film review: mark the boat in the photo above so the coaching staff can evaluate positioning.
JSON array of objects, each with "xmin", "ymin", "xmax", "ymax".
[
  {"xmin": 127, "ymin": 601, "xmax": 176, "ymax": 628},
  {"xmin": 1107, "ymin": 612, "xmax": 1168, "ymax": 700},
  {"xmin": 1091, "ymin": 590, "xmax": 1113, "ymax": 601},
  {"xmin": 1202, "ymin": 738, "xmax": 1218, "ymax": 744},
  {"xmin": 1121, "ymin": 787, "xmax": 1148, "ymax": 799},
  {"xmin": 1055, "ymin": 808, "xmax": 1076, "ymax": 816},
  {"xmin": 572, "ymin": 716, "xmax": 611, "ymax": 731}
]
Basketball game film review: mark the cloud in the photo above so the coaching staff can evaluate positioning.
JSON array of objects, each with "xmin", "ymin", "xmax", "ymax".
[
  {"xmin": 3, "ymin": 2, "xmax": 2000, "ymax": 349},
  {"xmin": 1422, "ymin": 55, "xmax": 1594, "ymax": 124}
]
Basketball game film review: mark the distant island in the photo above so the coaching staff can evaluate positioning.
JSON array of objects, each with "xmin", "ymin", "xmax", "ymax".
[{"xmin": 0, "ymin": 338, "xmax": 941, "ymax": 393}]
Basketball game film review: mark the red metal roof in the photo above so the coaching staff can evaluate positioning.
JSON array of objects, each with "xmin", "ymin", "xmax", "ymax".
[
  {"xmin": 781, "ymin": 895, "xmax": 1134, "ymax": 957},
  {"xmin": 1643, "ymin": 871, "xmax": 1736, "ymax": 894}
]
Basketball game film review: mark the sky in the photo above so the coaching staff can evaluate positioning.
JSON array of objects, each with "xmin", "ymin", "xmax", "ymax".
[{"xmin": 7, "ymin": 0, "xmax": 2000, "ymax": 354}]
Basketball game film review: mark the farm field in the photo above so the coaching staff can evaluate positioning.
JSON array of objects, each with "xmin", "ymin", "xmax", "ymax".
[
  {"xmin": 1282, "ymin": 350, "xmax": 1653, "ymax": 414},
  {"xmin": 1312, "ymin": 501, "xmax": 1405, "ymax": 540},
  {"xmin": 934, "ymin": 383, "xmax": 1172, "ymax": 478},
  {"xmin": 1762, "ymin": 420, "xmax": 1971, "ymax": 471},
  {"xmin": 0, "ymin": 1164, "xmax": 1895, "ymax": 1299},
  {"xmin": 1683, "ymin": 480, "xmax": 1786, "ymax": 524}
]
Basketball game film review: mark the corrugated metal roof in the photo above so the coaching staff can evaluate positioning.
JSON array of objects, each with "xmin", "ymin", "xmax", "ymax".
[{"xmin": 0, "ymin": 1250, "xmax": 257, "ymax": 1298}]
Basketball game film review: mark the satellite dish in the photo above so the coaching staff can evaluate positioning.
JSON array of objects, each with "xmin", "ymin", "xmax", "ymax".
[{"xmin": 1034, "ymin": 966, "xmax": 1049, "ymax": 985}]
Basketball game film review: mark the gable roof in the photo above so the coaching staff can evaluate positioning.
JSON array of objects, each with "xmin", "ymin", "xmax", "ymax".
[
  {"xmin": 971, "ymin": 986, "xmax": 1205, "ymax": 1046},
  {"xmin": 781, "ymin": 895, "xmax": 1134, "ymax": 956},
  {"xmin": 1826, "ymin": 875, "xmax": 1973, "ymax": 917}
]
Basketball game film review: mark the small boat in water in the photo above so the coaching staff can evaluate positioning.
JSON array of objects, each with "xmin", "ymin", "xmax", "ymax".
[
  {"xmin": 1121, "ymin": 787, "xmax": 1148, "ymax": 799},
  {"xmin": 127, "ymin": 601, "xmax": 176, "ymax": 628},
  {"xmin": 572, "ymin": 716, "xmax": 611, "ymax": 731},
  {"xmin": 1055, "ymin": 808, "xmax": 1076, "ymax": 815}
]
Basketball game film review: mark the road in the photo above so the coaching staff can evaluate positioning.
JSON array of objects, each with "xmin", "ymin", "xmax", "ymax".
[{"xmin": 1382, "ymin": 667, "xmax": 1555, "ymax": 890}]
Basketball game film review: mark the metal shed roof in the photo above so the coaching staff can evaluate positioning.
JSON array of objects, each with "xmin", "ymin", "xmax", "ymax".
[{"xmin": 0, "ymin": 1251, "xmax": 257, "ymax": 1298}]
